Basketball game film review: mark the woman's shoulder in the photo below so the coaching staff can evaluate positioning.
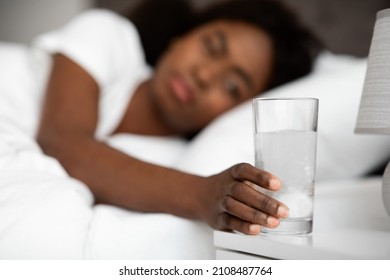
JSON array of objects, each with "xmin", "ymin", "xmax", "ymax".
[
  {"xmin": 32, "ymin": 8, "xmax": 148, "ymax": 89},
  {"xmin": 64, "ymin": 8, "xmax": 138, "ymax": 35},
  {"xmin": 33, "ymin": 8, "xmax": 144, "ymax": 60},
  {"xmin": 73, "ymin": 8, "xmax": 125, "ymax": 23}
]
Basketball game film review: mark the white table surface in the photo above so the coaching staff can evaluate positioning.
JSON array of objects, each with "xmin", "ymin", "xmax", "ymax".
[{"xmin": 214, "ymin": 177, "xmax": 390, "ymax": 259}]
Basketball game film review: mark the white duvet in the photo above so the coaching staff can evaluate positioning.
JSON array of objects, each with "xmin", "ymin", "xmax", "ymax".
[{"xmin": 1, "ymin": 44, "xmax": 390, "ymax": 259}]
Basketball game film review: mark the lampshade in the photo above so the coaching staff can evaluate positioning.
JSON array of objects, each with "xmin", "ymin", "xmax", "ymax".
[
  {"xmin": 355, "ymin": 8, "xmax": 390, "ymax": 218},
  {"xmin": 355, "ymin": 8, "xmax": 390, "ymax": 134}
]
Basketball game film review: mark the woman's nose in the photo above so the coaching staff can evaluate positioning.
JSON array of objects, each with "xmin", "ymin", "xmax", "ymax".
[{"xmin": 191, "ymin": 62, "xmax": 222, "ymax": 91}]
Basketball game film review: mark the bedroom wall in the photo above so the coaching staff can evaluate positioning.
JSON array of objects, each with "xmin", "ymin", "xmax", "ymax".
[
  {"xmin": 0, "ymin": 0, "xmax": 93, "ymax": 44},
  {"xmin": 1, "ymin": 0, "xmax": 388, "ymax": 54},
  {"xmin": 281, "ymin": 0, "xmax": 389, "ymax": 57}
]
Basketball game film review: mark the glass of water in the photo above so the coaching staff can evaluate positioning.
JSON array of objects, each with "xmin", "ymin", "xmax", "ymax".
[{"xmin": 252, "ymin": 98, "xmax": 319, "ymax": 235}]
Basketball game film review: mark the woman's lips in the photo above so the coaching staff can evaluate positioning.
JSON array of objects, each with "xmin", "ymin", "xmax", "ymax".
[{"xmin": 170, "ymin": 73, "xmax": 194, "ymax": 104}]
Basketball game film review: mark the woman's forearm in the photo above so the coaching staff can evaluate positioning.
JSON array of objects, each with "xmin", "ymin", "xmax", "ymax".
[{"xmin": 37, "ymin": 132, "xmax": 206, "ymax": 220}]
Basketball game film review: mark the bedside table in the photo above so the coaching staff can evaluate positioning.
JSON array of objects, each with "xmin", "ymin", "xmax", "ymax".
[{"xmin": 214, "ymin": 177, "xmax": 390, "ymax": 259}]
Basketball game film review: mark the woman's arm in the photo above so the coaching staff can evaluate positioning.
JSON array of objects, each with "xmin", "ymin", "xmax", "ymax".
[{"xmin": 37, "ymin": 54, "xmax": 288, "ymax": 234}]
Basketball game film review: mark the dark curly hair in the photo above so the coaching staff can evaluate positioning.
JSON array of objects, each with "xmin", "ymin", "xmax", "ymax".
[{"xmin": 126, "ymin": 0, "xmax": 322, "ymax": 90}]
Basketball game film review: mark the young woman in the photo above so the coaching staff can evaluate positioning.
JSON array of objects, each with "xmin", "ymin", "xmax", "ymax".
[{"xmin": 33, "ymin": 0, "xmax": 321, "ymax": 235}]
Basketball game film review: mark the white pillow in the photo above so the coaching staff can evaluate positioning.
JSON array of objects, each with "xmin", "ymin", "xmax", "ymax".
[{"xmin": 175, "ymin": 53, "xmax": 390, "ymax": 181}]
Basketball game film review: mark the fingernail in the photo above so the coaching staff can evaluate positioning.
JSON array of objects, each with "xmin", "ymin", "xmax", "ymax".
[
  {"xmin": 269, "ymin": 178, "xmax": 281, "ymax": 190},
  {"xmin": 249, "ymin": 224, "xmax": 261, "ymax": 234},
  {"xmin": 277, "ymin": 205, "xmax": 289, "ymax": 218},
  {"xmin": 267, "ymin": 216, "xmax": 280, "ymax": 227}
]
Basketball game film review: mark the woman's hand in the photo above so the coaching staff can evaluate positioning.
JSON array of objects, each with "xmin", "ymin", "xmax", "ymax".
[{"xmin": 198, "ymin": 163, "xmax": 289, "ymax": 235}]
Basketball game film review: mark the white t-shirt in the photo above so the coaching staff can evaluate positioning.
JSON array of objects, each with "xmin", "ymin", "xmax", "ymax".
[{"xmin": 0, "ymin": 9, "xmax": 151, "ymax": 139}]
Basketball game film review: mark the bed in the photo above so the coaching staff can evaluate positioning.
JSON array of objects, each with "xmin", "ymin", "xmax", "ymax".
[{"xmin": 1, "ymin": 0, "xmax": 390, "ymax": 259}]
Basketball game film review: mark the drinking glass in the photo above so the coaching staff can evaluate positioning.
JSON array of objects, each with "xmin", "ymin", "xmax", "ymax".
[{"xmin": 253, "ymin": 98, "xmax": 319, "ymax": 235}]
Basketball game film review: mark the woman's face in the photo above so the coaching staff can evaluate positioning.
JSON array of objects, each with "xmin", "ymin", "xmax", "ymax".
[{"xmin": 150, "ymin": 20, "xmax": 273, "ymax": 134}]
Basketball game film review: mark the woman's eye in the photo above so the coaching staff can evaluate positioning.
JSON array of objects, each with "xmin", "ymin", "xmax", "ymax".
[{"xmin": 224, "ymin": 78, "xmax": 241, "ymax": 100}]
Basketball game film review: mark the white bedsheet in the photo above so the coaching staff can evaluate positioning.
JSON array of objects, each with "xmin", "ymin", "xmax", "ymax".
[
  {"xmin": 0, "ymin": 120, "xmax": 93, "ymax": 259},
  {"xmin": 0, "ymin": 122, "xmax": 214, "ymax": 259},
  {"xmin": 1, "ymin": 45, "xmax": 390, "ymax": 259}
]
